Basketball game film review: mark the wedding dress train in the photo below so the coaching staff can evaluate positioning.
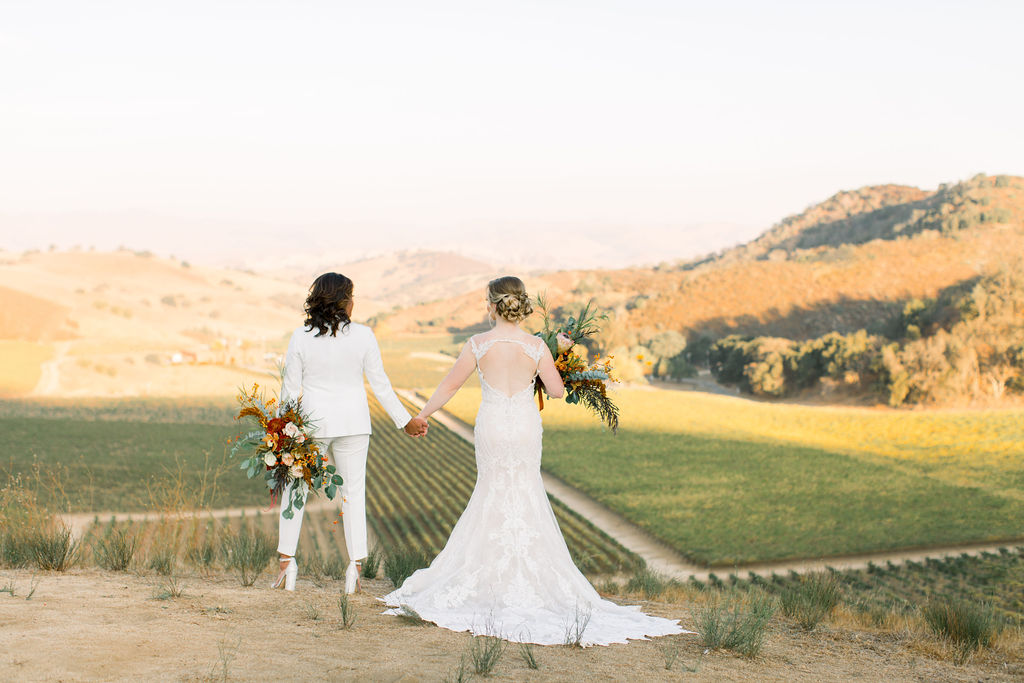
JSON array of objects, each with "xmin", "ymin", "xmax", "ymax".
[{"xmin": 382, "ymin": 336, "xmax": 689, "ymax": 646}]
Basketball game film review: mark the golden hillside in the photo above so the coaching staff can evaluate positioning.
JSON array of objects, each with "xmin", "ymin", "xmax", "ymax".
[
  {"xmin": 379, "ymin": 174, "xmax": 1024, "ymax": 345},
  {"xmin": 0, "ymin": 249, "xmax": 305, "ymax": 397},
  {"xmin": 0, "ymin": 247, "xmax": 500, "ymax": 397}
]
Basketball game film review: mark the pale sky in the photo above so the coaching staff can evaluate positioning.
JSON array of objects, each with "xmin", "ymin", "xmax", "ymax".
[{"xmin": 2, "ymin": 0, "xmax": 1022, "ymax": 267}]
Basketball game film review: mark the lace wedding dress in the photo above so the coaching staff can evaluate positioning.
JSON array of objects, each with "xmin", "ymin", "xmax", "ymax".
[{"xmin": 382, "ymin": 336, "xmax": 689, "ymax": 646}]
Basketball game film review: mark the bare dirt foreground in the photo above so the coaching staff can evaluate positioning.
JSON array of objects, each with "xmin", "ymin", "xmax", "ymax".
[{"xmin": 1, "ymin": 570, "xmax": 1019, "ymax": 682}]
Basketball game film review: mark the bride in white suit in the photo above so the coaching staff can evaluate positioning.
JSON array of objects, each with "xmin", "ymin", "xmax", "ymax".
[{"xmin": 275, "ymin": 272, "xmax": 427, "ymax": 592}]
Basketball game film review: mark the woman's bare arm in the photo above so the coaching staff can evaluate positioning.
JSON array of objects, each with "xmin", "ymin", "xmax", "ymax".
[
  {"xmin": 416, "ymin": 342, "xmax": 477, "ymax": 420},
  {"xmin": 537, "ymin": 343, "xmax": 565, "ymax": 398}
]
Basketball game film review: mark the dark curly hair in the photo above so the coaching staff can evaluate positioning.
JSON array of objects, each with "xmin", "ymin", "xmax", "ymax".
[{"xmin": 304, "ymin": 272, "xmax": 354, "ymax": 337}]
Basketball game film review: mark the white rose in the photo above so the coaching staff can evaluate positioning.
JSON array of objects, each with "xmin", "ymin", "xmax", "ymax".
[
  {"xmin": 295, "ymin": 433, "xmax": 306, "ymax": 444},
  {"xmin": 289, "ymin": 464, "xmax": 304, "ymax": 479},
  {"xmin": 556, "ymin": 333, "xmax": 574, "ymax": 353},
  {"xmin": 283, "ymin": 422, "xmax": 300, "ymax": 438},
  {"xmin": 282, "ymin": 452, "xmax": 294, "ymax": 466},
  {"xmin": 263, "ymin": 452, "xmax": 277, "ymax": 467}
]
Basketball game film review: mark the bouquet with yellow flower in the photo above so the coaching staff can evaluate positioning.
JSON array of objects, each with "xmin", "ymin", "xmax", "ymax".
[
  {"xmin": 534, "ymin": 296, "xmax": 619, "ymax": 433},
  {"xmin": 231, "ymin": 383, "xmax": 342, "ymax": 519}
]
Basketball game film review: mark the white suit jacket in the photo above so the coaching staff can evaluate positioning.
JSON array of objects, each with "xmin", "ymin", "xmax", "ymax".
[{"xmin": 280, "ymin": 323, "xmax": 410, "ymax": 438}]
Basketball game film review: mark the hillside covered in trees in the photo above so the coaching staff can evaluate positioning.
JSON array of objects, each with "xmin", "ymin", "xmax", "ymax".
[
  {"xmin": 378, "ymin": 173, "xmax": 1024, "ymax": 405},
  {"xmin": 708, "ymin": 262, "xmax": 1024, "ymax": 405}
]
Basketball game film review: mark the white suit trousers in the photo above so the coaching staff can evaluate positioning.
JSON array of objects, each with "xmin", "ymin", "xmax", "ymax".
[{"xmin": 277, "ymin": 434, "xmax": 371, "ymax": 560}]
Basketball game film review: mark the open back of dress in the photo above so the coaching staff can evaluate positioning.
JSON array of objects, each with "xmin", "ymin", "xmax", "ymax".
[{"xmin": 473, "ymin": 336, "xmax": 543, "ymax": 398}]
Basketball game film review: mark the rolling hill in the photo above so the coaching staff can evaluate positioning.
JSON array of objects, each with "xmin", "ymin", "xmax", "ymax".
[
  {"xmin": 256, "ymin": 249, "xmax": 502, "ymax": 313},
  {"xmin": 0, "ymin": 247, "xmax": 507, "ymax": 397},
  {"xmin": 373, "ymin": 173, "xmax": 1024, "ymax": 403},
  {"xmin": 379, "ymin": 173, "xmax": 1024, "ymax": 342},
  {"xmin": 3, "ymin": 173, "xmax": 1022, "ymax": 404},
  {"xmin": 0, "ymin": 249, "xmax": 306, "ymax": 396}
]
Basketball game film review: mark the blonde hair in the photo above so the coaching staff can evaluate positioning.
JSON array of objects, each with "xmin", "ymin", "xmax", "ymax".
[{"xmin": 487, "ymin": 276, "xmax": 534, "ymax": 323}]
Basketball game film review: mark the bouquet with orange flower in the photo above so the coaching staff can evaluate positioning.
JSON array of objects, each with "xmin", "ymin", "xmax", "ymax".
[
  {"xmin": 231, "ymin": 383, "xmax": 342, "ymax": 519},
  {"xmin": 534, "ymin": 296, "xmax": 619, "ymax": 433}
]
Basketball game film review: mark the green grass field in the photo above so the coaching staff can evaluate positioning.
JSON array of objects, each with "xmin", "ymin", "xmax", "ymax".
[
  {"xmin": 5, "ymin": 367, "xmax": 1023, "ymax": 570},
  {"xmin": 0, "ymin": 399, "xmax": 264, "ymax": 512},
  {"xmin": 443, "ymin": 388, "xmax": 1024, "ymax": 567},
  {"xmin": 376, "ymin": 333, "xmax": 469, "ymax": 390},
  {"xmin": 0, "ymin": 394, "xmax": 637, "ymax": 575}
]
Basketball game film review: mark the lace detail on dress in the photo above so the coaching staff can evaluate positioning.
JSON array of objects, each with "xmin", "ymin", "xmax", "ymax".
[
  {"xmin": 382, "ymin": 334, "xmax": 689, "ymax": 646},
  {"xmin": 469, "ymin": 336, "xmax": 544, "ymax": 364}
]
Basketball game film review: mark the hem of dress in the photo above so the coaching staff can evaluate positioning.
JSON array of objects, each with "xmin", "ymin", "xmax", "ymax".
[{"xmin": 377, "ymin": 595, "xmax": 696, "ymax": 647}]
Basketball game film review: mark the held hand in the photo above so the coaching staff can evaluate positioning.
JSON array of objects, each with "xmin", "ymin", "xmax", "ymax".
[{"xmin": 404, "ymin": 416, "xmax": 428, "ymax": 438}]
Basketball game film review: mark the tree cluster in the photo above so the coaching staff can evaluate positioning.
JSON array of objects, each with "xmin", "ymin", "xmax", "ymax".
[{"xmin": 708, "ymin": 262, "xmax": 1024, "ymax": 405}]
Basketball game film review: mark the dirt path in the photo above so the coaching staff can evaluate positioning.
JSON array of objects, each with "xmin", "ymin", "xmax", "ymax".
[
  {"xmin": 408, "ymin": 351, "xmax": 457, "ymax": 364},
  {"xmin": 31, "ymin": 340, "xmax": 70, "ymax": 396},
  {"xmin": 0, "ymin": 569, "xmax": 1017, "ymax": 682},
  {"xmin": 649, "ymin": 370, "xmax": 740, "ymax": 397},
  {"xmin": 61, "ymin": 498, "xmax": 355, "ymax": 542},
  {"xmin": 398, "ymin": 390, "xmax": 1024, "ymax": 582}
]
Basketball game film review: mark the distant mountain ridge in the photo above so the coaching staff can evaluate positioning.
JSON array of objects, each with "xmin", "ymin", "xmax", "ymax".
[
  {"xmin": 710, "ymin": 173, "xmax": 1019, "ymax": 263},
  {"xmin": 378, "ymin": 174, "xmax": 1024, "ymax": 348},
  {"xmin": 240, "ymin": 249, "xmax": 500, "ymax": 316}
]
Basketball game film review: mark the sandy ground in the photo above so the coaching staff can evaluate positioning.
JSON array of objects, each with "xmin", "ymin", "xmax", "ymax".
[{"xmin": 1, "ymin": 569, "xmax": 1020, "ymax": 682}]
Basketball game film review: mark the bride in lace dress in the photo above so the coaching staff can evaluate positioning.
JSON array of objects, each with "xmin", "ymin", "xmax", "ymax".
[{"xmin": 382, "ymin": 276, "xmax": 689, "ymax": 646}]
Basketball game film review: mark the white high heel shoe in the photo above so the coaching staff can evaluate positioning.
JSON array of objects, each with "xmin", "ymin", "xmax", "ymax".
[
  {"xmin": 272, "ymin": 557, "xmax": 298, "ymax": 591},
  {"xmin": 344, "ymin": 560, "xmax": 361, "ymax": 595}
]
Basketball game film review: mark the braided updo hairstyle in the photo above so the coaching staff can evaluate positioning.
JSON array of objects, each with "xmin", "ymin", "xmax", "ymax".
[
  {"xmin": 487, "ymin": 276, "xmax": 534, "ymax": 323},
  {"xmin": 304, "ymin": 272, "xmax": 353, "ymax": 337}
]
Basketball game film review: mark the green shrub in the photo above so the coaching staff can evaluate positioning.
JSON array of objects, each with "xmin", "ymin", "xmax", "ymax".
[
  {"xmin": 694, "ymin": 593, "xmax": 775, "ymax": 658},
  {"xmin": 625, "ymin": 566, "xmax": 673, "ymax": 599},
  {"xmin": 517, "ymin": 641, "xmax": 539, "ymax": 669},
  {"xmin": 148, "ymin": 547, "xmax": 175, "ymax": 576},
  {"xmin": 361, "ymin": 545, "xmax": 382, "ymax": 579},
  {"xmin": 220, "ymin": 528, "xmax": 275, "ymax": 587},
  {"xmin": 0, "ymin": 482, "xmax": 48, "ymax": 568},
  {"xmin": 394, "ymin": 604, "xmax": 430, "ymax": 626},
  {"xmin": 337, "ymin": 592, "xmax": 357, "ymax": 628},
  {"xmin": 709, "ymin": 336, "xmax": 753, "ymax": 385},
  {"xmin": 645, "ymin": 331, "xmax": 688, "ymax": 378},
  {"xmin": 469, "ymin": 635, "xmax": 506, "ymax": 675},
  {"xmin": 741, "ymin": 338, "xmax": 795, "ymax": 396},
  {"xmin": 383, "ymin": 546, "xmax": 430, "ymax": 588},
  {"xmin": 93, "ymin": 528, "xmax": 137, "ymax": 571},
  {"xmin": 185, "ymin": 537, "xmax": 216, "ymax": 570},
  {"xmin": 0, "ymin": 531, "xmax": 34, "ymax": 568},
  {"xmin": 320, "ymin": 555, "xmax": 346, "ymax": 581},
  {"xmin": 563, "ymin": 605, "xmax": 592, "ymax": 648},
  {"xmin": 29, "ymin": 524, "xmax": 79, "ymax": 571},
  {"xmin": 779, "ymin": 573, "xmax": 841, "ymax": 630},
  {"xmin": 924, "ymin": 599, "xmax": 999, "ymax": 663}
]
